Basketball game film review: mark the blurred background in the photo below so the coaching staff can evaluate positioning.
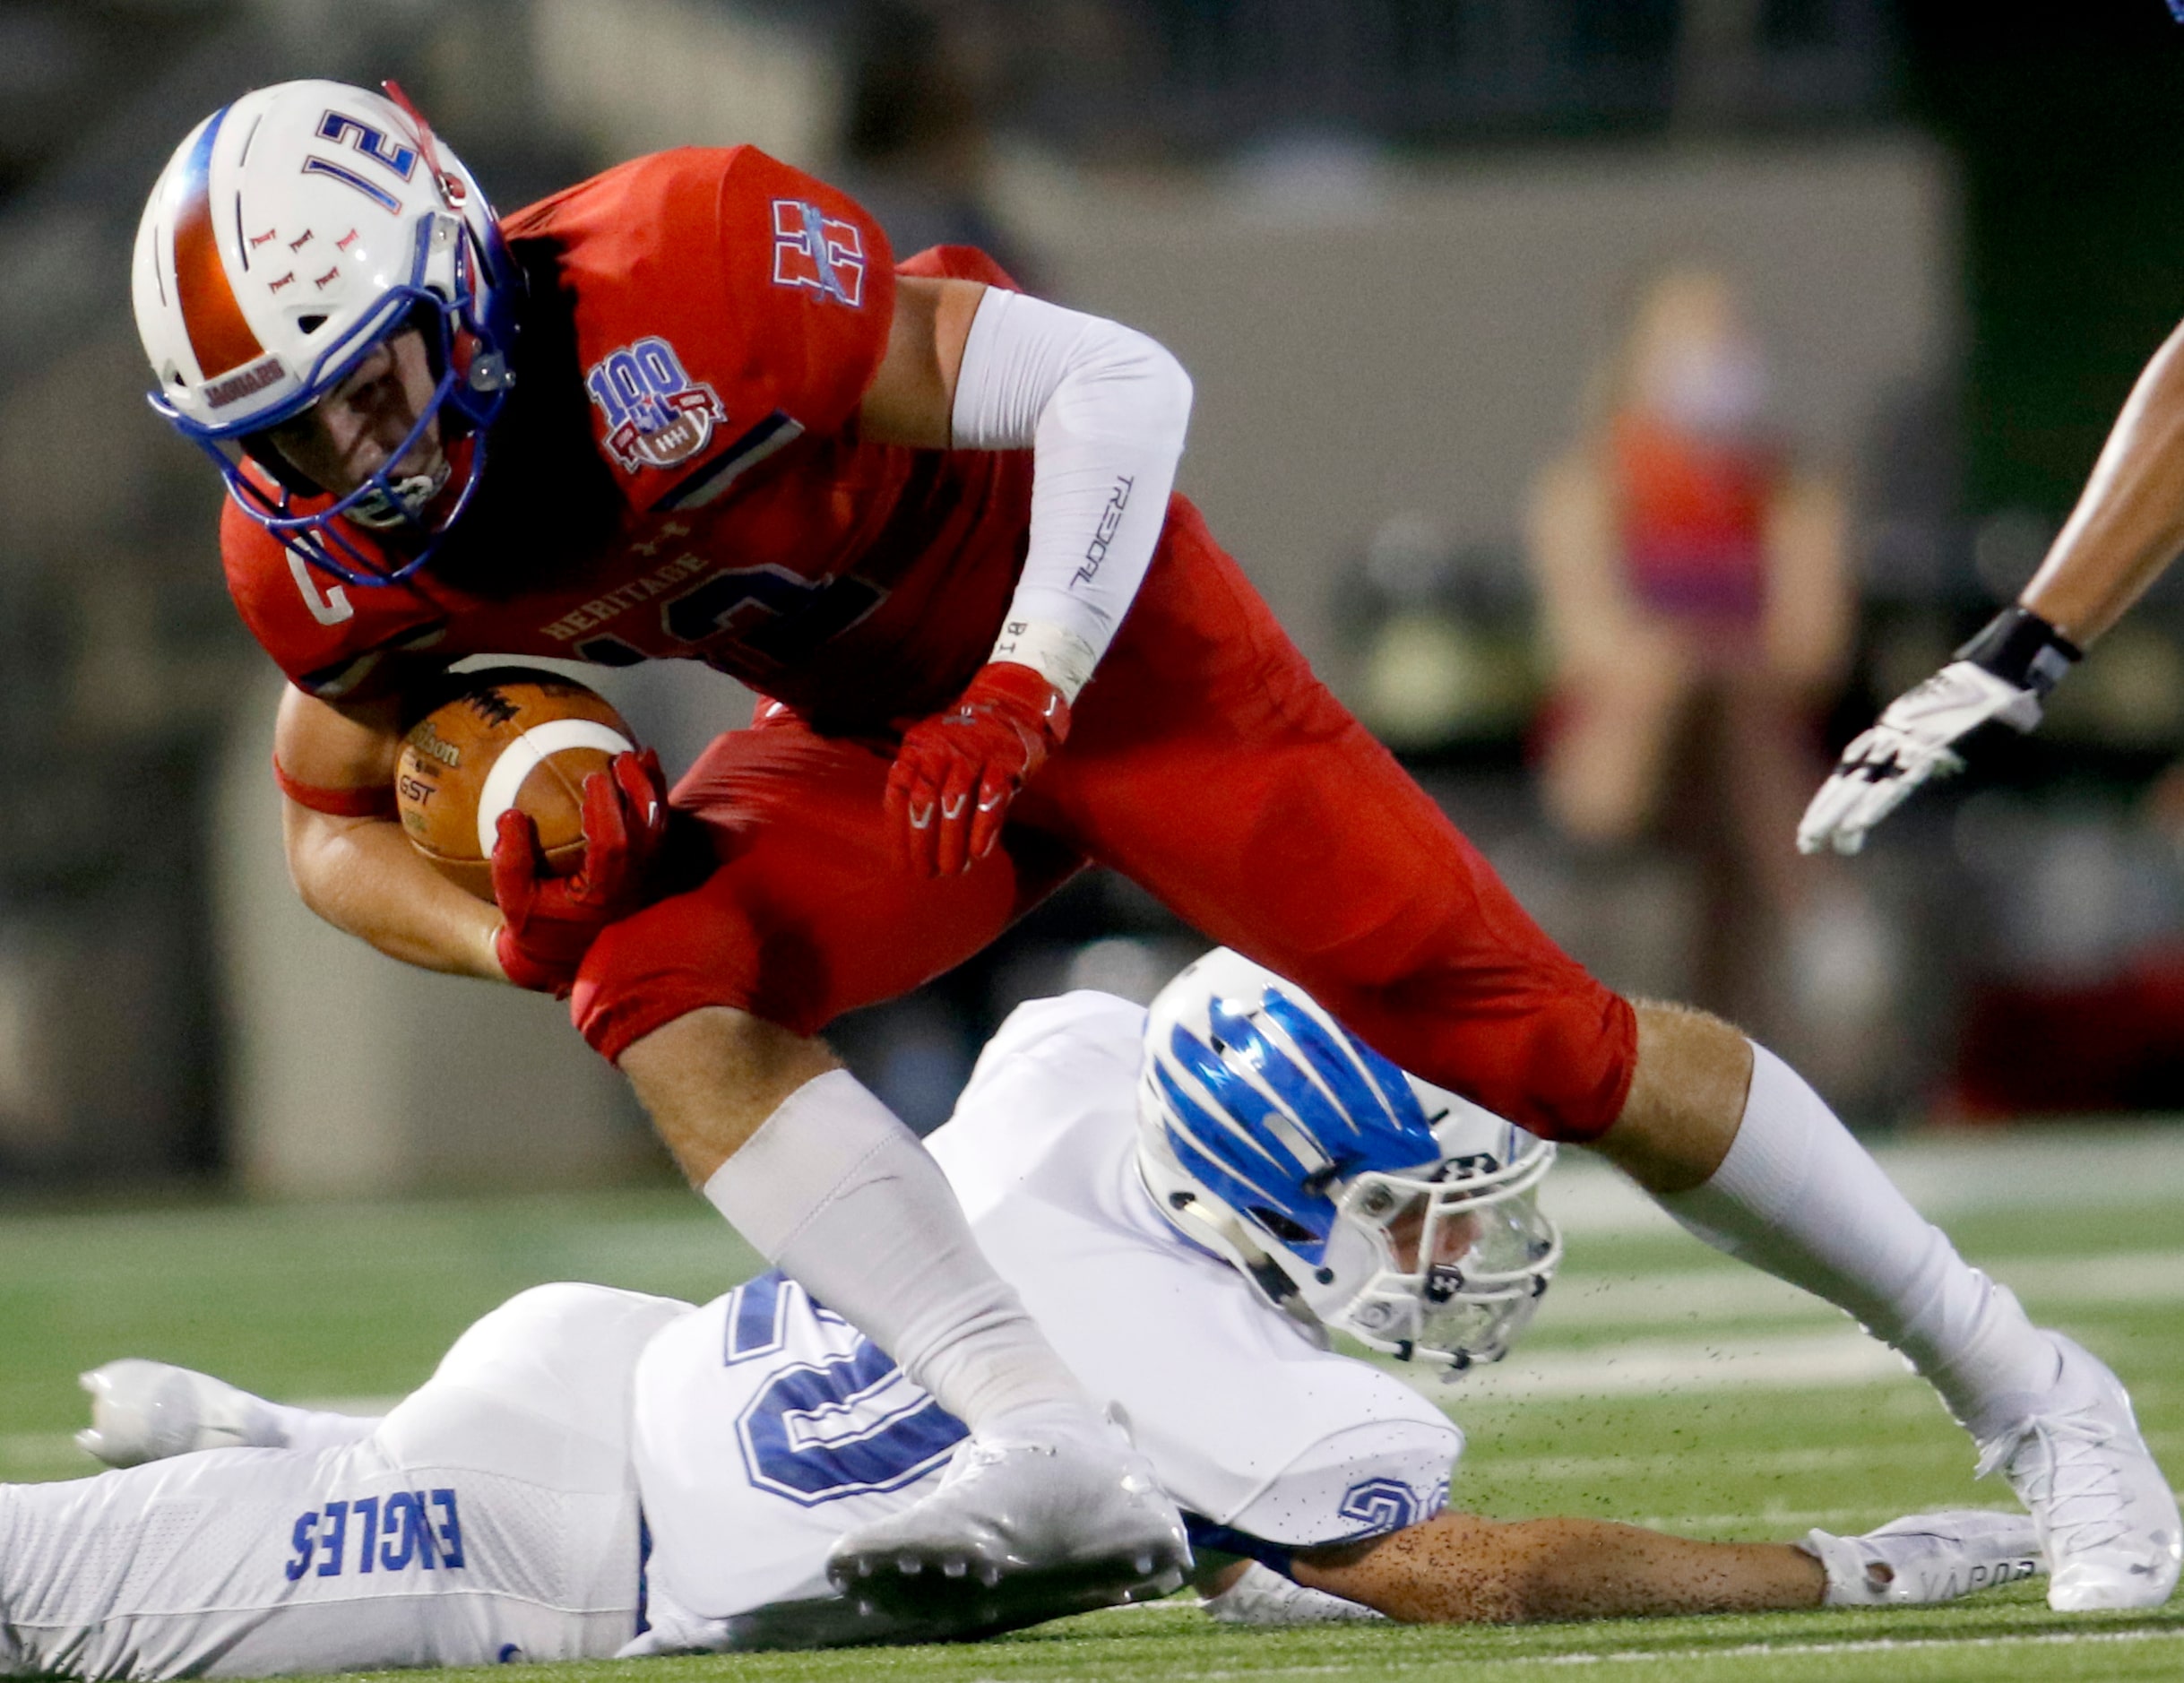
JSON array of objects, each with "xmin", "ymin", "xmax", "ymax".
[{"xmin": 7, "ymin": 0, "xmax": 2184, "ymax": 1199}]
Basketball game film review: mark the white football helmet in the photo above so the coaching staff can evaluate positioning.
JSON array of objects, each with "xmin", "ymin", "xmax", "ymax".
[
  {"xmin": 1136, "ymin": 949, "xmax": 1560, "ymax": 1372},
  {"xmin": 132, "ymin": 78, "xmax": 518, "ymax": 584}
]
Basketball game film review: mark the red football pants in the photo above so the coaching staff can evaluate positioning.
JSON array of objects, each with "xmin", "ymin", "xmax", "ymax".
[{"xmin": 574, "ymin": 498, "xmax": 1637, "ymax": 1143}]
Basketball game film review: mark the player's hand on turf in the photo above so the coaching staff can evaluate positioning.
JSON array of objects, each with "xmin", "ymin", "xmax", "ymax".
[
  {"xmin": 1798, "ymin": 608, "xmax": 2080, "ymax": 856},
  {"xmin": 491, "ymin": 748, "xmax": 669, "ymax": 995},
  {"xmin": 886, "ymin": 662, "xmax": 1071, "ymax": 876}
]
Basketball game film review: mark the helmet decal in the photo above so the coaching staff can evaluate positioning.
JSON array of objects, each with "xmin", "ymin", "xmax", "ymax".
[
  {"xmin": 1211, "ymin": 995, "xmax": 1351, "ymax": 1152},
  {"xmin": 299, "ymin": 156, "xmax": 404, "ymax": 215},
  {"xmin": 1153, "ymin": 1050, "xmax": 1333, "ymax": 1258},
  {"xmin": 170, "ymin": 108, "xmax": 266, "ymax": 381},
  {"xmin": 314, "ymin": 111, "xmax": 420, "ymax": 181},
  {"xmin": 1251, "ymin": 990, "xmax": 1434, "ymax": 1164}
]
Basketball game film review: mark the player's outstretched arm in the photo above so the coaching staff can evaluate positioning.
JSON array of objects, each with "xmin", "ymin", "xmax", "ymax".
[
  {"xmin": 1285, "ymin": 1507, "xmax": 2041, "ymax": 1621},
  {"xmin": 1288, "ymin": 1510, "xmax": 1825, "ymax": 1622},
  {"xmin": 275, "ymin": 685, "xmax": 507, "ymax": 980},
  {"xmin": 2022, "ymin": 315, "xmax": 2184, "ymax": 644},
  {"xmin": 1800, "ymin": 316, "xmax": 2184, "ymax": 855}
]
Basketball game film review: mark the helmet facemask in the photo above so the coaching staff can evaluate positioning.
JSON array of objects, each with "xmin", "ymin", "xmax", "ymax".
[
  {"xmin": 197, "ymin": 217, "xmax": 513, "ymax": 586},
  {"xmin": 1310, "ymin": 1146, "xmax": 1561, "ymax": 1369}
]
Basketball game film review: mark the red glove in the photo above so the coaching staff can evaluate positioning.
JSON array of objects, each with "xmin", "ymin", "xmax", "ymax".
[
  {"xmin": 885, "ymin": 662, "xmax": 1071, "ymax": 876},
  {"xmin": 491, "ymin": 749, "xmax": 669, "ymax": 997}
]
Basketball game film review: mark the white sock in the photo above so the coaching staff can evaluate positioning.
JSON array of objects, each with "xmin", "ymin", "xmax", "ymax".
[
  {"xmin": 703, "ymin": 1068, "xmax": 1092, "ymax": 1429},
  {"xmin": 1655, "ymin": 1043, "xmax": 2060, "ymax": 1438},
  {"xmin": 258, "ymin": 1402, "xmax": 382, "ymax": 1454}
]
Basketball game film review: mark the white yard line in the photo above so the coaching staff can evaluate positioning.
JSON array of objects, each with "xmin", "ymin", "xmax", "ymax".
[
  {"xmin": 1542, "ymin": 1122, "xmax": 2184, "ymax": 1239},
  {"xmin": 1444, "ymin": 1328, "xmax": 1912, "ymax": 1402},
  {"xmin": 1524, "ymin": 1627, "xmax": 2184, "ymax": 1670},
  {"xmin": 0, "ymin": 1432, "xmax": 89, "ymax": 1475},
  {"xmin": 997, "ymin": 1623, "xmax": 2184, "ymax": 1681},
  {"xmin": 1536, "ymin": 1248, "xmax": 2184, "ymax": 1332},
  {"xmin": 1478, "ymin": 1442, "xmax": 1973, "ymax": 1481}
]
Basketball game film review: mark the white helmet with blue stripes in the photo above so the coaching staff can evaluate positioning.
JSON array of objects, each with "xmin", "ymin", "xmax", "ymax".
[{"xmin": 1136, "ymin": 948, "xmax": 1561, "ymax": 1372}]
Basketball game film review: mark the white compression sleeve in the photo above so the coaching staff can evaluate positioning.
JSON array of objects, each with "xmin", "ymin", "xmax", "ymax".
[
  {"xmin": 950, "ymin": 287, "xmax": 1193, "ymax": 701},
  {"xmin": 1655, "ymin": 1044, "xmax": 2060, "ymax": 1440},
  {"xmin": 703, "ymin": 1068, "xmax": 1092, "ymax": 1428}
]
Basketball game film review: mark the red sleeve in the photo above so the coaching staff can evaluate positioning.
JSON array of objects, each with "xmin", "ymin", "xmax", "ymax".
[
  {"xmin": 896, "ymin": 244, "xmax": 1024, "ymax": 293},
  {"xmin": 271, "ymin": 753, "xmax": 400, "ymax": 818},
  {"xmin": 528, "ymin": 148, "xmax": 896, "ymax": 514},
  {"xmin": 220, "ymin": 498, "xmax": 450, "ymax": 703}
]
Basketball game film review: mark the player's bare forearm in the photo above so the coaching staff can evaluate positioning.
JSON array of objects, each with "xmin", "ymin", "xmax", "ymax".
[
  {"xmin": 282, "ymin": 803, "xmax": 506, "ymax": 980},
  {"xmin": 2022, "ymin": 316, "xmax": 2184, "ymax": 646},
  {"xmin": 273, "ymin": 682, "xmax": 506, "ymax": 981},
  {"xmin": 1291, "ymin": 1511, "xmax": 1824, "ymax": 1622}
]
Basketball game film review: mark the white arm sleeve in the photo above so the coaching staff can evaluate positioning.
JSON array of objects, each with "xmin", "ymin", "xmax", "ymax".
[{"xmin": 950, "ymin": 287, "xmax": 1193, "ymax": 702}]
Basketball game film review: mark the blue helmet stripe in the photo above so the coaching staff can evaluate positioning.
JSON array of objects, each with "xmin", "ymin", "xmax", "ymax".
[
  {"xmin": 1207, "ymin": 998, "xmax": 1345, "ymax": 1159},
  {"xmin": 1257, "ymin": 991, "xmax": 1389, "ymax": 1133},
  {"xmin": 1353, "ymin": 1037, "xmax": 1431, "ymax": 1133},
  {"xmin": 1166, "ymin": 1024, "xmax": 1313, "ymax": 1186},
  {"xmin": 1257, "ymin": 993, "xmax": 1432, "ymax": 1170},
  {"xmin": 1152, "ymin": 1065, "xmax": 1332, "ymax": 1256}
]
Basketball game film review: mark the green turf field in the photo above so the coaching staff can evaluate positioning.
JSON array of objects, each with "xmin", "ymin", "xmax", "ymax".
[{"xmin": 2, "ymin": 1125, "xmax": 2179, "ymax": 1681}]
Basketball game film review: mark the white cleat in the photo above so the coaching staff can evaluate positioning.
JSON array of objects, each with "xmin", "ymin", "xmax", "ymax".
[
  {"xmin": 825, "ymin": 1402, "xmax": 1191, "ymax": 1637},
  {"xmin": 76, "ymin": 1359, "xmax": 278, "ymax": 1468},
  {"xmin": 1975, "ymin": 1333, "xmax": 2181, "ymax": 1611},
  {"xmin": 1800, "ymin": 1510, "xmax": 2044, "ymax": 1607}
]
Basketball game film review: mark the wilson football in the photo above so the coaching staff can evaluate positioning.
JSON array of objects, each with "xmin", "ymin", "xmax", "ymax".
[{"xmin": 394, "ymin": 668, "xmax": 639, "ymax": 901}]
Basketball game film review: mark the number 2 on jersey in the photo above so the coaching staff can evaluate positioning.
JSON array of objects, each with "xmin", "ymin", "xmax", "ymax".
[{"xmin": 727, "ymin": 1272, "xmax": 968, "ymax": 1506}]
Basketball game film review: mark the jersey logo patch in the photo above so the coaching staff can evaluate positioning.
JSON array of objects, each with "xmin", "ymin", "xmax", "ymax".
[
  {"xmin": 1336, "ymin": 1477, "xmax": 1423, "ymax": 1538},
  {"xmin": 771, "ymin": 200, "xmax": 866, "ymax": 306},
  {"xmin": 583, "ymin": 336, "xmax": 728, "ymax": 472}
]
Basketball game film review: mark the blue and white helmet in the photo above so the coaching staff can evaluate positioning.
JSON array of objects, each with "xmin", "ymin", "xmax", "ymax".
[{"xmin": 1136, "ymin": 948, "xmax": 1560, "ymax": 1371}]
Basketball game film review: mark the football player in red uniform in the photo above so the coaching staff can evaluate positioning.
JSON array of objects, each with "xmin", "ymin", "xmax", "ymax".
[{"xmin": 134, "ymin": 81, "xmax": 2177, "ymax": 1617}]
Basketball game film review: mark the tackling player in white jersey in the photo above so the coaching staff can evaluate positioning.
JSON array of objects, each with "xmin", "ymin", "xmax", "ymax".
[{"xmin": 5, "ymin": 952, "xmax": 2118, "ymax": 1677}]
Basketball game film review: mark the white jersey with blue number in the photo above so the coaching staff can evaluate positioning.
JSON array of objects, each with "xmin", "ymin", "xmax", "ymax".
[{"xmin": 632, "ymin": 991, "xmax": 1461, "ymax": 1628}]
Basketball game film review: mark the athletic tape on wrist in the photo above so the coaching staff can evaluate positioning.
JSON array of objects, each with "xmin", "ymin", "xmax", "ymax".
[
  {"xmin": 1955, "ymin": 608, "xmax": 2082, "ymax": 695},
  {"xmin": 989, "ymin": 617, "xmax": 1099, "ymax": 703}
]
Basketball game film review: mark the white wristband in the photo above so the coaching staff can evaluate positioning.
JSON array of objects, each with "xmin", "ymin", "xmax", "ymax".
[{"xmin": 990, "ymin": 617, "xmax": 1100, "ymax": 703}]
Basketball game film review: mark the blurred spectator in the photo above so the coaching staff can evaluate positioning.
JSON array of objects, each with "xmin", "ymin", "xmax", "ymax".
[{"xmin": 1525, "ymin": 262, "xmax": 1874, "ymax": 1059}]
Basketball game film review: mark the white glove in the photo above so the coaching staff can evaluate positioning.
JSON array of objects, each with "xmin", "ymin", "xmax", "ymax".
[
  {"xmin": 1797, "ymin": 662, "xmax": 2038, "ymax": 855},
  {"xmin": 1798, "ymin": 608, "xmax": 2081, "ymax": 857},
  {"xmin": 1201, "ymin": 1562, "xmax": 1386, "ymax": 1626},
  {"xmin": 1798, "ymin": 1510, "xmax": 2043, "ymax": 1606}
]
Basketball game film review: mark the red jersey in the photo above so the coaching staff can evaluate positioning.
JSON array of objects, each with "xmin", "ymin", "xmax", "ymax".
[{"xmin": 221, "ymin": 147, "xmax": 1034, "ymax": 731}]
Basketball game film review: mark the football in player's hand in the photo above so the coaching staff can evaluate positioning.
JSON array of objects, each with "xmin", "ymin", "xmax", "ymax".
[{"xmin": 395, "ymin": 669, "xmax": 639, "ymax": 900}]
